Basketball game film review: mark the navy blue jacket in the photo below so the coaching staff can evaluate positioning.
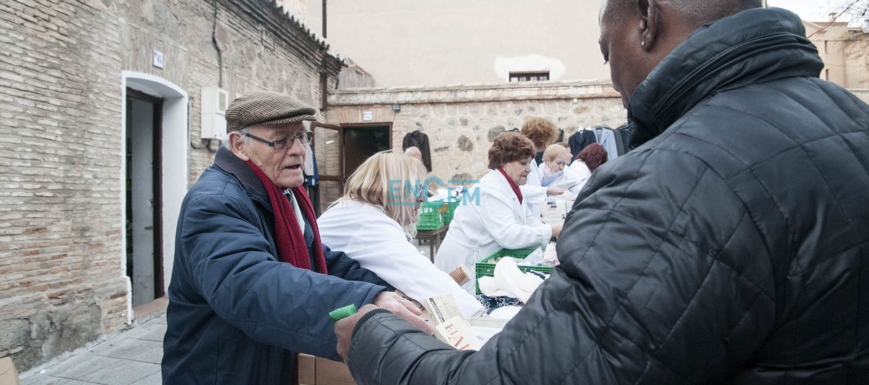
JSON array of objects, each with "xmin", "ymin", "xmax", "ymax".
[
  {"xmin": 162, "ymin": 147, "xmax": 389, "ymax": 384},
  {"xmin": 568, "ymin": 129, "xmax": 597, "ymax": 159}
]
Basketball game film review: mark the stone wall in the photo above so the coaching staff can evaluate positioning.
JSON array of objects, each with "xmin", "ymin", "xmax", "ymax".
[
  {"xmin": 0, "ymin": 0, "xmax": 341, "ymax": 371},
  {"xmin": 326, "ymin": 82, "xmax": 626, "ymax": 187}
]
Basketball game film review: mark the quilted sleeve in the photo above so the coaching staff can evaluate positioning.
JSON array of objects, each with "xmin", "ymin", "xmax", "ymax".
[{"xmin": 346, "ymin": 148, "xmax": 777, "ymax": 385}]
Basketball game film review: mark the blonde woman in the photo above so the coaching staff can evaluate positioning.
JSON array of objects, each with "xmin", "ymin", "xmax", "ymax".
[{"xmin": 318, "ymin": 152, "xmax": 485, "ymax": 318}]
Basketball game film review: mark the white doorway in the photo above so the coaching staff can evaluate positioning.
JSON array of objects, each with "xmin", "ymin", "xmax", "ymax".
[
  {"xmin": 121, "ymin": 72, "xmax": 188, "ymax": 320},
  {"xmin": 126, "ymin": 91, "xmax": 162, "ymax": 306}
]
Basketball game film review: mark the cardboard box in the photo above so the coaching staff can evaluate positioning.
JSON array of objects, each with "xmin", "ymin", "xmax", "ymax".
[
  {"xmin": 0, "ymin": 357, "xmax": 19, "ymax": 385},
  {"xmin": 423, "ymin": 293, "xmax": 466, "ymax": 326},
  {"xmin": 434, "ymin": 315, "xmax": 475, "ymax": 350},
  {"xmin": 298, "ymin": 354, "xmax": 356, "ymax": 385},
  {"xmin": 541, "ymin": 199, "xmax": 567, "ymax": 225}
]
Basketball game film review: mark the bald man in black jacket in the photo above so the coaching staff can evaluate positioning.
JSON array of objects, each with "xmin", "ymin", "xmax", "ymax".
[{"xmin": 336, "ymin": 2, "xmax": 869, "ymax": 384}]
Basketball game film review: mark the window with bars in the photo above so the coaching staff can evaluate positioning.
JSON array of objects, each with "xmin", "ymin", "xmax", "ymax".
[{"xmin": 509, "ymin": 71, "xmax": 550, "ymax": 82}]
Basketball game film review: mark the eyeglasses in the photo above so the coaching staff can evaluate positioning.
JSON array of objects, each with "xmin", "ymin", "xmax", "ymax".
[{"xmin": 243, "ymin": 131, "xmax": 313, "ymax": 151}]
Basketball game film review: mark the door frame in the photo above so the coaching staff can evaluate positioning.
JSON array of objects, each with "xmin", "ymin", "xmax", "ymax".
[
  {"xmin": 337, "ymin": 122, "xmax": 393, "ymax": 185},
  {"xmin": 126, "ymin": 88, "xmax": 165, "ymax": 299},
  {"xmin": 120, "ymin": 71, "xmax": 188, "ymax": 323},
  {"xmin": 311, "ymin": 122, "xmax": 344, "ymax": 189}
]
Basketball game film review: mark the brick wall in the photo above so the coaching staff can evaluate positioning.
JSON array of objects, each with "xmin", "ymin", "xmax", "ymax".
[
  {"xmin": 0, "ymin": 0, "xmax": 341, "ymax": 371},
  {"xmin": 0, "ymin": 0, "xmax": 128, "ymax": 370},
  {"xmin": 326, "ymin": 82, "xmax": 626, "ymax": 188}
]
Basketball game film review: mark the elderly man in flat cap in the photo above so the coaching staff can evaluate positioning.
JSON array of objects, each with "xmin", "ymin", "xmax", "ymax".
[{"xmin": 162, "ymin": 91, "xmax": 432, "ymax": 384}]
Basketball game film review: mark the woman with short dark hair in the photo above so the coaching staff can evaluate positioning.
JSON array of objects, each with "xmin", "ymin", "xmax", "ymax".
[
  {"xmin": 575, "ymin": 143, "xmax": 608, "ymax": 173},
  {"xmin": 434, "ymin": 132, "xmax": 563, "ymax": 293}
]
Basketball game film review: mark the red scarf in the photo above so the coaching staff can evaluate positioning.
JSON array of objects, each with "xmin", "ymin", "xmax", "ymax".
[
  {"xmin": 245, "ymin": 161, "xmax": 327, "ymax": 274},
  {"xmin": 497, "ymin": 168, "xmax": 523, "ymax": 204}
]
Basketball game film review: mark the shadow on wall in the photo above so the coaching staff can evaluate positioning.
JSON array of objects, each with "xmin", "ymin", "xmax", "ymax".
[{"xmin": 338, "ymin": 59, "xmax": 376, "ymax": 89}]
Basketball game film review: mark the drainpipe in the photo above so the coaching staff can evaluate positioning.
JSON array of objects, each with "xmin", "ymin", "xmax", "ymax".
[{"xmin": 320, "ymin": 0, "xmax": 328, "ymax": 112}]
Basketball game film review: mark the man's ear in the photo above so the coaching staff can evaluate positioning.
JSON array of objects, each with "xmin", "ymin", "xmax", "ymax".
[
  {"xmin": 636, "ymin": 0, "xmax": 661, "ymax": 52},
  {"xmin": 229, "ymin": 132, "xmax": 251, "ymax": 161}
]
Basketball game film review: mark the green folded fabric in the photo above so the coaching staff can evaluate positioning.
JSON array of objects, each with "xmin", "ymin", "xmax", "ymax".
[{"xmin": 329, "ymin": 304, "xmax": 358, "ymax": 323}]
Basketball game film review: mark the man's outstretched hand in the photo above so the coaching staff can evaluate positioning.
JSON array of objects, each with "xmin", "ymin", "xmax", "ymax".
[{"xmin": 335, "ymin": 292, "xmax": 434, "ymax": 361}]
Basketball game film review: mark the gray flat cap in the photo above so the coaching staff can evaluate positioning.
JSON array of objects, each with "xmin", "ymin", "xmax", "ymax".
[{"xmin": 225, "ymin": 91, "xmax": 317, "ymax": 132}]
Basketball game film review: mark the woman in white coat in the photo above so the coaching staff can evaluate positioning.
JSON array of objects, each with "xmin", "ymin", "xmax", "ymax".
[
  {"xmin": 519, "ymin": 118, "xmax": 565, "ymax": 218},
  {"xmin": 435, "ymin": 132, "xmax": 564, "ymax": 293},
  {"xmin": 318, "ymin": 152, "xmax": 485, "ymax": 318}
]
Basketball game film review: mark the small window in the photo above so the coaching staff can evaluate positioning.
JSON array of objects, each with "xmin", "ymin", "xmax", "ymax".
[{"xmin": 509, "ymin": 71, "xmax": 550, "ymax": 82}]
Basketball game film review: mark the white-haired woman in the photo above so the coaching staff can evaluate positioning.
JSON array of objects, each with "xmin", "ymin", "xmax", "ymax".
[
  {"xmin": 318, "ymin": 152, "xmax": 485, "ymax": 318},
  {"xmin": 539, "ymin": 143, "xmax": 570, "ymax": 180}
]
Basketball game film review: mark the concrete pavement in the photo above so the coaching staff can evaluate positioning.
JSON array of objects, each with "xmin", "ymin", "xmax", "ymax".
[{"xmin": 19, "ymin": 313, "xmax": 166, "ymax": 385}]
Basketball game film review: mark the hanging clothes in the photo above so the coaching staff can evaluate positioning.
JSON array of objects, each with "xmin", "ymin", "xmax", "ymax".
[
  {"xmin": 568, "ymin": 129, "xmax": 597, "ymax": 158},
  {"xmin": 303, "ymin": 144, "xmax": 320, "ymax": 216},
  {"xmin": 402, "ymin": 131, "xmax": 432, "ymax": 171},
  {"xmin": 593, "ymin": 126, "xmax": 619, "ymax": 161},
  {"xmin": 303, "ymin": 144, "xmax": 318, "ymax": 187},
  {"xmin": 613, "ymin": 129, "xmax": 626, "ymax": 156},
  {"xmin": 617, "ymin": 123, "xmax": 633, "ymax": 153}
]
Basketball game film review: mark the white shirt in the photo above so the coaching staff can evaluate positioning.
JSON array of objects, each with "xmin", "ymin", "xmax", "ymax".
[
  {"xmin": 519, "ymin": 159, "xmax": 547, "ymax": 218},
  {"xmin": 283, "ymin": 190, "xmax": 306, "ymax": 236},
  {"xmin": 318, "ymin": 200, "xmax": 484, "ymax": 318},
  {"xmin": 565, "ymin": 161, "xmax": 593, "ymax": 194}
]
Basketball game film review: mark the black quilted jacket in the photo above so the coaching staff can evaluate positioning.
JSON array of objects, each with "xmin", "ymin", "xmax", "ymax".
[{"xmin": 346, "ymin": 8, "xmax": 869, "ymax": 384}]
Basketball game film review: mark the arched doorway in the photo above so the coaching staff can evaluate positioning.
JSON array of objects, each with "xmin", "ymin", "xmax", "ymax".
[{"xmin": 121, "ymin": 72, "xmax": 188, "ymax": 321}]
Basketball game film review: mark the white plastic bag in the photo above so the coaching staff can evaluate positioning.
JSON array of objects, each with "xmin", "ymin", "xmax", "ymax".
[{"xmin": 542, "ymin": 243, "xmax": 559, "ymax": 266}]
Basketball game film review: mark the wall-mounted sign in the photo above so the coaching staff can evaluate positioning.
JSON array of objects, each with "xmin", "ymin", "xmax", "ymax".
[
  {"xmin": 363, "ymin": 111, "xmax": 373, "ymax": 121},
  {"xmin": 153, "ymin": 49, "xmax": 164, "ymax": 69}
]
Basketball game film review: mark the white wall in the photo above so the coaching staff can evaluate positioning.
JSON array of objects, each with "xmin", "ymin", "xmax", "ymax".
[{"xmin": 310, "ymin": 0, "xmax": 610, "ymax": 87}]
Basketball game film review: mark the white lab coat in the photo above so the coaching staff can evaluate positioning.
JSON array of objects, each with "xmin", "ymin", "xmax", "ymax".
[
  {"xmin": 318, "ymin": 200, "xmax": 484, "ymax": 318},
  {"xmin": 435, "ymin": 170, "xmax": 552, "ymax": 293},
  {"xmin": 565, "ymin": 161, "xmax": 593, "ymax": 194},
  {"xmin": 547, "ymin": 161, "xmax": 593, "ymax": 195},
  {"xmin": 540, "ymin": 161, "xmax": 593, "ymax": 209},
  {"xmin": 519, "ymin": 159, "xmax": 547, "ymax": 218}
]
